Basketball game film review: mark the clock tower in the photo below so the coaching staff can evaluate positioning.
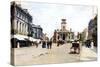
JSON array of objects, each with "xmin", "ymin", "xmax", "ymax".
[{"xmin": 61, "ymin": 19, "xmax": 67, "ymax": 31}]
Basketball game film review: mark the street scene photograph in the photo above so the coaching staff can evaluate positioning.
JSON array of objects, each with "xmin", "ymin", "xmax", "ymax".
[{"xmin": 10, "ymin": 1, "xmax": 97, "ymax": 66}]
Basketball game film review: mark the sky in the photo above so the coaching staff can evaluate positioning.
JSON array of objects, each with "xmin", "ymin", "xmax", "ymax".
[{"xmin": 16, "ymin": 1, "xmax": 97, "ymax": 38}]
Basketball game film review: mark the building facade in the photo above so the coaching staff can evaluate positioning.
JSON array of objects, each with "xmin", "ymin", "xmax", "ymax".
[
  {"xmin": 88, "ymin": 15, "xmax": 97, "ymax": 47},
  {"xmin": 11, "ymin": 1, "xmax": 33, "ymax": 48},
  {"xmin": 80, "ymin": 28, "xmax": 88, "ymax": 42},
  {"xmin": 32, "ymin": 24, "xmax": 43, "ymax": 39},
  {"xmin": 11, "ymin": 2, "xmax": 32, "ymax": 35},
  {"xmin": 53, "ymin": 19, "xmax": 74, "ymax": 43}
]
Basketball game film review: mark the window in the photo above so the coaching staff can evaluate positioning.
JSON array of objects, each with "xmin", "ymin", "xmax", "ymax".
[
  {"xmin": 20, "ymin": 22, "xmax": 21, "ymax": 32},
  {"xmin": 16, "ymin": 20, "xmax": 19, "ymax": 31},
  {"xmin": 19, "ymin": 12, "xmax": 21, "ymax": 18},
  {"xmin": 16, "ymin": 10, "xmax": 19, "ymax": 17},
  {"xmin": 63, "ymin": 26, "xmax": 65, "ymax": 29}
]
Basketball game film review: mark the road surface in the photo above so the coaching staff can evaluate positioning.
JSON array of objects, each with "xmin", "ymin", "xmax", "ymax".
[{"xmin": 11, "ymin": 43, "xmax": 97, "ymax": 66}]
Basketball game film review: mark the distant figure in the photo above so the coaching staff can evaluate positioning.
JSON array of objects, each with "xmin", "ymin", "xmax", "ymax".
[
  {"xmin": 70, "ymin": 40, "xmax": 80, "ymax": 54},
  {"xmin": 57, "ymin": 38, "xmax": 63, "ymax": 47},
  {"xmin": 35, "ymin": 41, "xmax": 38, "ymax": 48},
  {"xmin": 47, "ymin": 39, "xmax": 50, "ymax": 49},
  {"xmin": 49, "ymin": 38, "xmax": 52, "ymax": 49},
  {"xmin": 86, "ymin": 40, "xmax": 91, "ymax": 48},
  {"xmin": 91, "ymin": 40, "xmax": 94, "ymax": 49},
  {"xmin": 46, "ymin": 38, "xmax": 53, "ymax": 49},
  {"xmin": 57, "ymin": 40, "xmax": 59, "ymax": 47},
  {"xmin": 42, "ymin": 40, "xmax": 46, "ymax": 48}
]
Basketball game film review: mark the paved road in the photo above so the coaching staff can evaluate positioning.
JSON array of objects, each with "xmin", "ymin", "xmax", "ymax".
[
  {"xmin": 12, "ymin": 43, "xmax": 97, "ymax": 66},
  {"xmin": 80, "ymin": 46, "xmax": 97, "ymax": 61}
]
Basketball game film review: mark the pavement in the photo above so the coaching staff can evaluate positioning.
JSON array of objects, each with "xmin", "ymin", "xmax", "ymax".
[
  {"xmin": 80, "ymin": 46, "xmax": 97, "ymax": 61},
  {"xmin": 11, "ymin": 43, "xmax": 97, "ymax": 66}
]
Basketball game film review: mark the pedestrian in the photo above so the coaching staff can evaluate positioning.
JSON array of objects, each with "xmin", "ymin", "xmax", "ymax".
[
  {"xmin": 45, "ymin": 37, "xmax": 49, "ymax": 49},
  {"xmin": 87, "ymin": 40, "xmax": 91, "ymax": 48},
  {"xmin": 57, "ymin": 37, "xmax": 62, "ymax": 47},
  {"xmin": 49, "ymin": 38, "xmax": 52, "ymax": 49},
  {"xmin": 35, "ymin": 41, "xmax": 38, "ymax": 48},
  {"xmin": 91, "ymin": 40, "xmax": 94, "ymax": 49},
  {"xmin": 42, "ymin": 40, "xmax": 46, "ymax": 48},
  {"xmin": 47, "ymin": 39, "xmax": 50, "ymax": 49},
  {"xmin": 57, "ymin": 40, "xmax": 59, "ymax": 47}
]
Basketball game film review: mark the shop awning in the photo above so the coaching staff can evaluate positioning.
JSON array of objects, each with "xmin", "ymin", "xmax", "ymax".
[
  {"xmin": 11, "ymin": 35, "xmax": 41, "ymax": 42},
  {"xmin": 28, "ymin": 37, "xmax": 40, "ymax": 42},
  {"xmin": 11, "ymin": 34, "xmax": 28, "ymax": 40}
]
